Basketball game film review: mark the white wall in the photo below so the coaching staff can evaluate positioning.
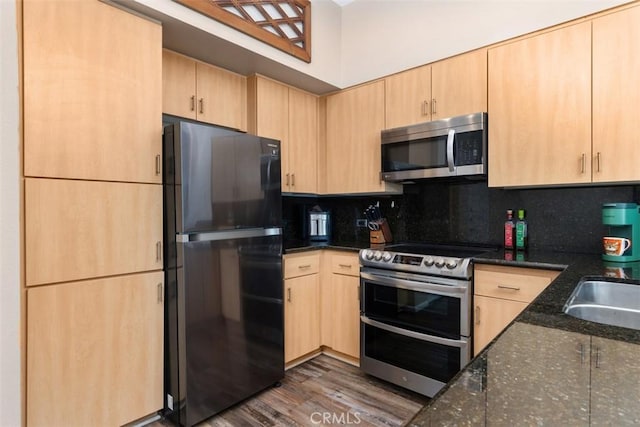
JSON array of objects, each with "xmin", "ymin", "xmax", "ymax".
[
  {"xmin": 0, "ymin": 0, "xmax": 21, "ymax": 425},
  {"xmin": 340, "ymin": 0, "xmax": 631, "ymax": 87}
]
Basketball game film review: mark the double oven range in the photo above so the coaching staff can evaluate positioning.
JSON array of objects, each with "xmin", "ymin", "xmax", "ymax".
[{"xmin": 359, "ymin": 243, "xmax": 493, "ymax": 397}]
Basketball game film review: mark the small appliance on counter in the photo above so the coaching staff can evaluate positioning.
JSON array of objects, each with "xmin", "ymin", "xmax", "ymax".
[
  {"xmin": 307, "ymin": 206, "xmax": 331, "ymax": 242},
  {"xmin": 602, "ymin": 203, "xmax": 640, "ymax": 262}
]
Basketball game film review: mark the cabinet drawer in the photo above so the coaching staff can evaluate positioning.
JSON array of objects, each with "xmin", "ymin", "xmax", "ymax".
[
  {"xmin": 330, "ymin": 253, "xmax": 360, "ymax": 277},
  {"xmin": 474, "ymin": 264, "xmax": 560, "ymax": 303},
  {"xmin": 284, "ymin": 253, "xmax": 320, "ymax": 278}
]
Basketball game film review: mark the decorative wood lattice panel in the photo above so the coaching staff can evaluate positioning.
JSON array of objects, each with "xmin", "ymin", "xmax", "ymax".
[{"xmin": 175, "ymin": 0, "xmax": 311, "ymax": 62}]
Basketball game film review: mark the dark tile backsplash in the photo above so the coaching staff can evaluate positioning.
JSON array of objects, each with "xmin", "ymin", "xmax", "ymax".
[{"xmin": 283, "ymin": 180, "xmax": 640, "ymax": 254}]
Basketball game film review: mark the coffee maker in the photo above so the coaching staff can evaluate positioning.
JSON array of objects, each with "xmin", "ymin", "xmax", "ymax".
[
  {"xmin": 307, "ymin": 206, "xmax": 331, "ymax": 242},
  {"xmin": 602, "ymin": 203, "xmax": 640, "ymax": 262}
]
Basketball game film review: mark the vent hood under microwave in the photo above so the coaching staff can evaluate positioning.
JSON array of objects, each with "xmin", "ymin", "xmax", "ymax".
[{"xmin": 381, "ymin": 112, "xmax": 487, "ymax": 182}]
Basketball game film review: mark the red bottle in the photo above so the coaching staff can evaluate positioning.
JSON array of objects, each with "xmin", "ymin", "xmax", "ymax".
[{"xmin": 504, "ymin": 210, "xmax": 515, "ymax": 249}]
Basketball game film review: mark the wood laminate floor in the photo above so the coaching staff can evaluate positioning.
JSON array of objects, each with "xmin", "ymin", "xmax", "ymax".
[{"xmin": 152, "ymin": 355, "xmax": 429, "ymax": 426}]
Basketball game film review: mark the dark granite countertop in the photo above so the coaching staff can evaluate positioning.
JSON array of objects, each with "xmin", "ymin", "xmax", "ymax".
[
  {"xmin": 283, "ymin": 239, "xmax": 370, "ymax": 254},
  {"xmin": 408, "ymin": 249, "xmax": 640, "ymax": 426}
]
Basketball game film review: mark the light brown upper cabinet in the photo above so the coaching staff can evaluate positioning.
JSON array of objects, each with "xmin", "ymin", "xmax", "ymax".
[
  {"xmin": 23, "ymin": 0, "xmax": 162, "ymax": 183},
  {"xmin": 325, "ymin": 81, "xmax": 401, "ymax": 194},
  {"xmin": 488, "ymin": 22, "xmax": 592, "ymax": 187},
  {"xmin": 385, "ymin": 65, "xmax": 432, "ymax": 129},
  {"xmin": 247, "ymin": 75, "xmax": 318, "ymax": 193},
  {"xmin": 163, "ymin": 49, "xmax": 247, "ymax": 131},
  {"xmin": 25, "ymin": 178, "xmax": 163, "ymax": 286},
  {"xmin": 385, "ymin": 49, "xmax": 487, "ymax": 129},
  {"xmin": 27, "ymin": 272, "xmax": 164, "ymax": 427},
  {"xmin": 592, "ymin": 6, "xmax": 640, "ymax": 183}
]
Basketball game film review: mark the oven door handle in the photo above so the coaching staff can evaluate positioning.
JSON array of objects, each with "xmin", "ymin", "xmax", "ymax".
[
  {"xmin": 361, "ymin": 316, "xmax": 467, "ymax": 348},
  {"xmin": 360, "ymin": 271, "xmax": 467, "ymax": 296}
]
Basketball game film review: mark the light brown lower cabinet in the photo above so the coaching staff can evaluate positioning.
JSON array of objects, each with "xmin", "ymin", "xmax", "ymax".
[
  {"xmin": 473, "ymin": 295, "xmax": 527, "ymax": 356},
  {"xmin": 284, "ymin": 250, "xmax": 361, "ymax": 365},
  {"xmin": 27, "ymin": 271, "xmax": 164, "ymax": 426},
  {"xmin": 473, "ymin": 264, "xmax": 560, "ymax": 355},
  {"xmin": 283, "ymin": 253, "xmax": 321, "ymax": 363},
  {"xmin": 327, "ymin": 252, "xmax": 361, "ymax": 360}
]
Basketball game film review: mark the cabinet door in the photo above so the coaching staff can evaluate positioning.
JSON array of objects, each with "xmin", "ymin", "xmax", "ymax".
[
  {"xmin": 431, "ymin": 49, "xmax": 487, "ymax": 120},
  {"xmin": 488, "ymin": 22, "xmax": 591, "ymax": 187},
  {"xmin": 25, "ymin": 178, "xmax": 163, "ymax": 286},
  {"xmin": 592, "ymin": 6, "xmax": 640, "ymax": 183},
  {"xmin": 385, "ymin": 65, "xmax": 431, "ymax": 128},
  {"xmin": 284, "ymin": 274, "xmax": 320, "ymax": 362},
  {"xmin": 326, "ymin": 81, "xmax": 398, "ymax": 194},
  {"xmin": 288, "ymin": 88, "xmax": 318, "ymax": 193},
  {"xmin": 196, "ymin": 62, "xmax": 247, "ymax": 131},
  {"xmin": 248, "ymin": 76, "xmax": 290, "ymax": 188},
  {"xmin": 590, "ymin": 337, "xmax": 640, "ymax": 425},
  {"xmin": 23, "ymin": 0, "xmax": 162, "ymax": 183},
  {"xmin": 486, "ymin": 322, "xmax": 590, "ymax": 426},
  {"xmin": 162, "ymin": 49, "xmax": 197, "ymax": 120},
  {"xmin": 27, "ymin": 272, "xmax": 164, "ymax": 427},
  {"xmin": 473, "ymin": 295, "xmax": 527, "ymax": 355},
  {"xmin": 331, "ymin": 273, "xmax": 360, "ymax": 359}
]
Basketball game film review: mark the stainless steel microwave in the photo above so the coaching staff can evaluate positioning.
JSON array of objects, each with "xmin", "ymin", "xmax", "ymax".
[{"xmin": 381, "ymin": 112, "xmax": 487, "ymax": 182}]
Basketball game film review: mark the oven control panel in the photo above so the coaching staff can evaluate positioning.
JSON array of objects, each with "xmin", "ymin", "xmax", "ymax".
[{"xmin": 360, "ymin": 249, "xmax": 469, "ymax": 278}]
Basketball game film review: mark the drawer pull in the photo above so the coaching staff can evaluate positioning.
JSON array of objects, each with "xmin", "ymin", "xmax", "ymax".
[
  {"xmin": 298, "ymin": 264, "xmax": 312, "ymax": 269},
  {"xmin": 497, "ymin": 285, "xmax": 520, "ymax": 291},
  {"xmin": 338, "ymin": 263, "xmax": 352, "ymax": 268}
]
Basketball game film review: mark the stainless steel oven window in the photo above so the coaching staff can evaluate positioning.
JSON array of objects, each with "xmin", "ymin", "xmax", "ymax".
[{"xmin": 360, "ymin": 269, "xmax": 471, "ymax": 338}]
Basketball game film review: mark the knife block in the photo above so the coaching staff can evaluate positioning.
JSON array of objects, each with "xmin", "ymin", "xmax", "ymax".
[{"xmin": 370, "ymin": 218, "xmax": 393, "ymax": 244}]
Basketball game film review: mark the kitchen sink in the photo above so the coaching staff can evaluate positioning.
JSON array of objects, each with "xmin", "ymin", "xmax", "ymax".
[{"xmin": 563, "ymin": 278, "xmax": 640, "ymax": 330}]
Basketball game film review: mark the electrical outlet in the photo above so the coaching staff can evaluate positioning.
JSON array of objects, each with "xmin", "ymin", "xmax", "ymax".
[{"xmin": 356, "ymin": 218, "xmax": 368, "ymax": 228}]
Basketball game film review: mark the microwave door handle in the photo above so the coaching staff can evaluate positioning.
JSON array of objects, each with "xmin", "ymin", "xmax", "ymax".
[{"xmin": 446, "ymin": 129, "xmax": 456, "ymax": 173}]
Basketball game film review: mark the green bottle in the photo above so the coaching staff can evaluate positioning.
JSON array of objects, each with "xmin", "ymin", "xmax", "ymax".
[{"xmin": 515, "ymin": 209, "xmax": 528, "ymax": 250}]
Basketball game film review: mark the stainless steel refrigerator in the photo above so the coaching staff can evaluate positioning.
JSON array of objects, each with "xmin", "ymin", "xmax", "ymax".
[{"xmin": 163, "ymin": 120, "xmax": 284, "ymax": 427}]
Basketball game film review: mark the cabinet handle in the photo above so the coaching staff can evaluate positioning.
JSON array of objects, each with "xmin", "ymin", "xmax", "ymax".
[
  {"xmin": 497, "ymin": 285, "xmax": 520, "ymax": 291},
  {"xmin": 287, "ymin": 287, "xmax": 291, "ymax": 302},
  {"xmin": 190, "ymin": 95, "xmax": 195, "ymax": 111},
  {"xmin": 156, "ymin": 241, "xmax": 162, "ymax": 262},
  {"xmin": 285, "ymin": 173, "xmax": 290, "ymax": 186},
  {"xmin": 298, "ymin": 264, "xmax": 311, "ymax": 269},
  {"xmin": 338, "ymin": 264, "xmax": 352, "ymax": 269},
  {"xmin": 357, "ymin": 285, "xmax": 360, "ymax": 301},
  {"xmin": 580, "ymin": 153, "xmax": 586, "ymax": 174},
  {"xmin": 155, "ymin": 154, "xmax": 161, "ymax": 176},
  {"xmin": 421, "ymin": 100, "xmax": 429, "ymax": 116},
  {"xmin": 579, "ymin": 343, "xmax": 585, "ymax": 365},
  {"xmin": 595, "ymin": 346, "xmax": 601, "ymax": 368},
  {"xmin": 157, "ymin": 283, "xmax": 163, "ymax": 304},
  {"xmin": 432, "ymin": 98, "xmax": 437, "ymax": 115},
  {"xmin": 475, "ymin": 306, "xmax": 480, "ymax": 325},
  {"xmin": 199, "ymin": 98, "xmax": 204, "ymax": 114},
  {"xmin": 291, "ymin": 173, "xmax": 295, "ymax": 186},
  {"xmin": 596, "ymin": 152, "xmax": 601, "ymax": 172}
]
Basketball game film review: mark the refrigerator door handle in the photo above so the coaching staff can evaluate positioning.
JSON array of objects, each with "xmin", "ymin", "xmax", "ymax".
[{"xmin": 176, "ymin": 227, "xmax": 282, "ymax": 243}]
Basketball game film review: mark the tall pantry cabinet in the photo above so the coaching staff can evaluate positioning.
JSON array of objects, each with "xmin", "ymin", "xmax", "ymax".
[{"xmin": 22, "ymin": 1, "xmax": 164, "ymax": 426}]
